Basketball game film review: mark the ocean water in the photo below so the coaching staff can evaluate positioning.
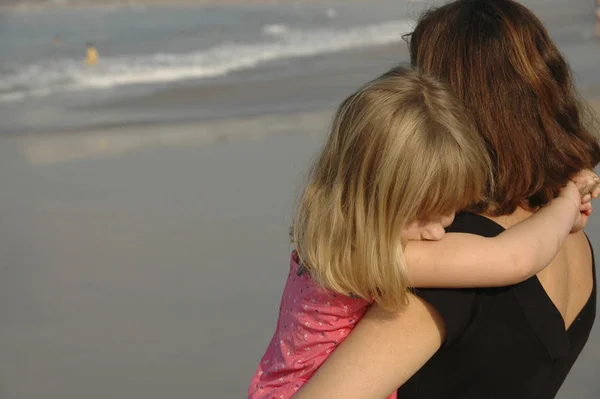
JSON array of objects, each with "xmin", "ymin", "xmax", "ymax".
[
  {"xmin": 0, "ymin": 0, "xmax": 598, "ymax": 134},
  {"xmin": 0, "ymin": 3, "xmax": 416, "ymax": 104}
]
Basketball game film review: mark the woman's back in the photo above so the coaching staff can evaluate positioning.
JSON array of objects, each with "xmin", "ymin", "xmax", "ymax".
[
  {"xmin": 397, "ymin": 213, "xmax": 596, "ymax": 399},
  {"xmin": 492, "ymin": 209, "xmax": 594, "ymax": 332}
]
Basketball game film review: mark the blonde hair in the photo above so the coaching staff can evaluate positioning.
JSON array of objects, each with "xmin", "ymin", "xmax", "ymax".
[{"xmin": 292, "ymin": 67, "xmax": 491, "ymax": 310}]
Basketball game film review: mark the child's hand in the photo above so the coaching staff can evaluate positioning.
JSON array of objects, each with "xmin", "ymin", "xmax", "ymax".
[
  {"xmin": 572, "ymin": 169, "xmax": 600, "ymax": 200},
  {"xmin": 562, "ymin": 170, "xmax": 600, "ymax": 233},
  {"xmin": 558, "ymin": 181, "xmax": 590, "ymax": 233}
]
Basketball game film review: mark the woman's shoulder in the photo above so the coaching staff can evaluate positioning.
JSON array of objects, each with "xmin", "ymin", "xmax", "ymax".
[{"xmin": 409, "ymin": 213, "xmax": 504, "ymax": 345}]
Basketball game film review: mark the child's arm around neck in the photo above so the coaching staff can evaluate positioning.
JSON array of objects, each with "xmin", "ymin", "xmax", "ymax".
[{"xmin": 406, "ymin": 178, "xmax": 596, "ymax": 288}]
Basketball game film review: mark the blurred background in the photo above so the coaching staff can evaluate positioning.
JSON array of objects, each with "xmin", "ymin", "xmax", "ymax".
[{"xmin": 0, "ymin": 0, "xmax": 598, "ymax": 398}]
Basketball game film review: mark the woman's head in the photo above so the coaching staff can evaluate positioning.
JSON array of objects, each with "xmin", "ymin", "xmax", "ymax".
[
  {"xmin": 293, "ymin": 67, "xmax": 489, "ymax": 310},
  {"xmin": 407, "ymin": 0, "xmax": 600, "ymax": 215}
]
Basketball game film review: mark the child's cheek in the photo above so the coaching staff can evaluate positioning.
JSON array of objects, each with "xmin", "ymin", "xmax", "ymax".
[{"xmin": 401, "ymin": 222, "xmax": 422, "ymax": 241}]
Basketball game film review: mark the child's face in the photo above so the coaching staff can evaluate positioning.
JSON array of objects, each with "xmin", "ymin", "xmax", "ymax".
[{"xmin": 402, "ymin": 212, "xmax": 456, "ymax": 241}]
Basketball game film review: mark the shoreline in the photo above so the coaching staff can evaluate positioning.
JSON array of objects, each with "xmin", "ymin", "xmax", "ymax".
[
  {"xmin": 4, "ymin": 96, "xmax": 599, "ymax": 167},
  {"xmin": 3, "ymin": 96, "xmax": 598, "ymax": 139},
  {"xmin": 0, "ymin": 42, "xmax": 410, "ymax": 136}
]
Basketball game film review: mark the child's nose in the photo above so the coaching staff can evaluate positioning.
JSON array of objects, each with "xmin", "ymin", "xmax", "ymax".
[{"xmin": 441, "ymin": 213, "xmax": 455, "ymax": 228}]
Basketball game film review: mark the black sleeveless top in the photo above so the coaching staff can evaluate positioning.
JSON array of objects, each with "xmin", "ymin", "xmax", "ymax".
[{"xmin": 397, "ymin": 213, "xmax": 596, "ymax": 399}]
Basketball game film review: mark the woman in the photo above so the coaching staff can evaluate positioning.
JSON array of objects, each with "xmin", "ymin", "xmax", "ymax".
[{"xmin": 295, "ymin": 1, "xmax": 600, "ymax": 398}]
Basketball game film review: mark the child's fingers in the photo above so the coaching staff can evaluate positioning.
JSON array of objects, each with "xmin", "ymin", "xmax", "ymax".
[
  {"xmin": 582, "ymin": 193, "xmax": 592, "ymax": 204},
  {"xmin": 573, "ymin": 170, "xmax": 600, "ymax": 196},
  {"xmin": 574, "ymin": 178, "xmax": 592, "ymax": 196}
]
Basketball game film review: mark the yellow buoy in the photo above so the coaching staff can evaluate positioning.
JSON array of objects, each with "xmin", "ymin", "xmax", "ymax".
[{"xmin": 86, "ymin": 43, "xmax": 99, "ymax": 66}]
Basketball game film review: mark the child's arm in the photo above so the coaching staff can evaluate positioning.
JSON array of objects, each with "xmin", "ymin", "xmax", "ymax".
[{"xmin": 406, "ymin": 174, "xmax": 599, "ymax": 288}]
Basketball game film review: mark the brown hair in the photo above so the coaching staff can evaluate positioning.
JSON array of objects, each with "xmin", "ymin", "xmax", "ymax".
[
  {"xmin": 407, "ymin": 0, "xmax": 600, "ymax": 215},
  {"xmin": 293, "ymin": 67, "xmax": 490, "ymax": 310}
]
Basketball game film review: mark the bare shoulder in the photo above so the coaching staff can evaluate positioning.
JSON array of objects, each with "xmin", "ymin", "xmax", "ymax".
[
  {"xmin": 538, "ymin": 230, "xmax": 594, "ymax": 328},
  {"xmin": 564, "ymin": 231, "xmax": 593, "ymax": 265}
]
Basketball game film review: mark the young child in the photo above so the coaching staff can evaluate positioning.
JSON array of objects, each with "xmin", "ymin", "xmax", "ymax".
[{"xmin": 248, "ymin": 67, "xmax": 598, "ymax": 399}]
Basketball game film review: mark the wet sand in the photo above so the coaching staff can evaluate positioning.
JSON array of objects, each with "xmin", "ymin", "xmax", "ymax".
[
  {"xmin": 0, "ymin": 108, "xmax": 330, "ymax": 399},
  {"xmin": 1, "ymin": 98, "xmax": 600, "ymax": 399}
]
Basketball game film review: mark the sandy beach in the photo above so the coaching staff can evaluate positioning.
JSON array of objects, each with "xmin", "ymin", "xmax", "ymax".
[
  {"xmin": 0, "ymin": 109, "xmax": 330, "ymax": 399},
  {"xmin": 0, "ymin": 1, "xmax": 599, "ymax": 398}
]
